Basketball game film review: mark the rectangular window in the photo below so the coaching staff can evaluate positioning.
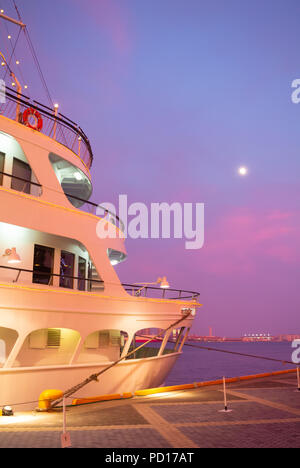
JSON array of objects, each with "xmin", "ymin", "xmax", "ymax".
[
  {"xmin": 60, "ymin": 251, "xmax": 75, "ymax": 289},
  {"xmin": 77, "ymin": 256, "xmax": 86, "ymax": 291},
  {"xmin": 0, "ymin": 152, "xmax": 4, "ymax": 186},
  {"xmin": 33, "ymin": 244, "xmax": 54, "ymax": 285},
  {"xmin": 11, "ymin": 158, "xmax": 32, "ymax": 194}
]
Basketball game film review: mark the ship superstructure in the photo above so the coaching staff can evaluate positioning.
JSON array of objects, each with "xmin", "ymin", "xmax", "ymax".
[{"xmin": 0, "ymin": 8, "xmax": 200, "ymax": 409}]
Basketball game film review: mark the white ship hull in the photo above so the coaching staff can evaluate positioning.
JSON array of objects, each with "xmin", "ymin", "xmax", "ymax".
[{"xmin": 0, "ymin": 352, "xmax": 179, "ymax": 410}]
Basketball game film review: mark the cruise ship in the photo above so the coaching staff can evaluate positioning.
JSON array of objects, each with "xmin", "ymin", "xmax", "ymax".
[{"xmin": 0, "ymin": 8, "xmax": 201, "ymax": 410}]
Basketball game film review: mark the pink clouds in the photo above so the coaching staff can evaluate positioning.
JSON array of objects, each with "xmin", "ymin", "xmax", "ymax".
[
  {"xmin": 202, "ymin": 209, "xmax": 300, "ymax": 275},
  {"xmin": 81, "ymin": 0, "xmax": 132, "ymax": 56}
]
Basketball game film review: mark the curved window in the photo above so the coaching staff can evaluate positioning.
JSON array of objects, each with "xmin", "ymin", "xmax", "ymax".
[
  {"xmin": 0, "ymin": 327, "xmax": 18, "ymax": 367},
  {"xmin": 13, "ymin": 328, "xmax": 80, "ymax": 367},
  {"xmin": 77, "ymin": 329, "xmax": 128, "ymax": 364},
  {"xmin": 107, "ymin": 248, "xmax": 127, "ymax": 266},
  {"xmin": 0, "ymin": 131, "xmax": 41, "ymax": 196},
  {"xmin": 49, "ymin": 153, "xmax": 92, "ymax": 208}
]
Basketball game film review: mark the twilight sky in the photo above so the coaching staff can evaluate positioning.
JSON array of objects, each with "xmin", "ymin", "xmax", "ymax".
[{"xmin": 1, "ymin": 0, "xmax": 300, "ymax": 336}]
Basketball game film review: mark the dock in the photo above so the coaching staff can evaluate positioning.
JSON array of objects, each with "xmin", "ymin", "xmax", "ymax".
[{"xmin": 0, "ymin": 370, "xmax": 299, "ymax": 448}]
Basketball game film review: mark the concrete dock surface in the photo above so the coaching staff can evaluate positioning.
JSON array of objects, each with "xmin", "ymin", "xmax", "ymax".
[{"xmin": 0, "ymin": 372, "xmax": 299, "ymax": 448}]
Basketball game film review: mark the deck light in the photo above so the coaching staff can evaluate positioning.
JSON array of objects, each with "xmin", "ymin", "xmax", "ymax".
[
  {"xmin": 3, "ymin": 248, "xmax": 21, "ymax": 264},
  {"xmin": 159, "ymin": 277, "xmax": 170, "ymax": 289},
  {"xmin": 74, "ymin": 172, "xmax": 83, "ymax": 181},
  {"xmin": 2, "ymin": 406, "xmax": 13, "ymax": 416},
  {"xmin": 134, "ymin": 277, "xmax": 170, "ymax": 296}
]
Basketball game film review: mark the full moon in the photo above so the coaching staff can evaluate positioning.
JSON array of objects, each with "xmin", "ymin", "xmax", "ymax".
[{"xmin": 238, "ymin": 166, "xmax": 248, "ymax": 176}]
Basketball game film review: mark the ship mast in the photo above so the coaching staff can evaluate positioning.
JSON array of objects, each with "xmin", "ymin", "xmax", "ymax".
[
  {"xmin": 0, "ymin": 11, "xmax": 25, "ymax": 29},
  {"xmin": 0, "ymin": 9, "xmax": 26, "ymax": 119}
]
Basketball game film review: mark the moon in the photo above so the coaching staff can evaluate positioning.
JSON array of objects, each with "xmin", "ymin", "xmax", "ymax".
[{"xmin": 238, "ymin": 166, "xmax": 248, "ymax": 176}]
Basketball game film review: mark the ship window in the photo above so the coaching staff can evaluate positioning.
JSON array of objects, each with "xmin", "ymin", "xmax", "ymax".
[
  {"xmin": 49, "ymin": 153, "xmax": 92, "ymax": 208},
  {"xmin": 60, "ymin": 251, "xmax": 75, "ymax": 289},
  {"xmin": 0, "ymin": 152, "xmax": 4, "ymax": 185},
  {"xmin": 77, "ymin": 256, "xmax": 86, "ymax": 291},
  {"xmin": 77, "ymin": 330, "xmax": 128, "ymax": 364},
  {"xmin": 0, "ymin": 327, "xmax": 18, "ymax": 367},
  {"xmin": 126, "ymin": 329, "xmax": 168, "ymax": 360},
  {"xmin": 11, "ymin": 158, "xmax": 32, "ymax": 194},
  {"xmin": 33, "ymin": 245, "xmax": 54, "ymax": 285}
]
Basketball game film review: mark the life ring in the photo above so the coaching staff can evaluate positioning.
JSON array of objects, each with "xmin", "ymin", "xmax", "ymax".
[{"xmin": 23, "ymin": 107, "xmax": 43, "ymax": 131}]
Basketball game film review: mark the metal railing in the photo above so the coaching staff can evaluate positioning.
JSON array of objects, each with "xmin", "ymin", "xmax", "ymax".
[
  {"xmin": 0, "ymin": 266, "xmax": 200, "ymax": 300},
  {"xmin": 0, "ymin": 171, "xmax": 124, "ymax": 232},
  {"xmin": 65, "ymin": 192, "xmax": 125, "ymax": 233},
  {"xmin": 0, "ymin": 265, "xmax": 104, "ymax": 291},
  {"xmin": 0, "ymin": 86, "xmax": 94, "ymax": 169},
  {"xmin": 0, "ymin": 170, "xmax": 42, "ymax": 196},
  {"xmin": 122, "ymin": 283, "xmax": 200, "ymax": 300}
]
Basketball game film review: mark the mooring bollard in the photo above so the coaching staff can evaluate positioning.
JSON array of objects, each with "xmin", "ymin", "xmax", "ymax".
[
  {"xmin": 219, "ymin": 376, "xmax": 233, "ymax": 413},
  {"xmin": 61, "ymin": 397, "xmax": 71, "ymax": 448}
]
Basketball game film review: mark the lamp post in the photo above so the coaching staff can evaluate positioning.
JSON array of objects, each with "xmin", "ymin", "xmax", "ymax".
[{"xmin": 133, "ymin": 277, "xmax": 170, "ymax": 297}]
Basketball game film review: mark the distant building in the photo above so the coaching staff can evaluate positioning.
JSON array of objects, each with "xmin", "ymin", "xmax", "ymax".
[
  {"xmin": 272, "ymin": 334, "xmax": 300, "ymax": 342},
  {"xmin": 242, "ymin": 333, "xmax": 272, "ymax": 342}
]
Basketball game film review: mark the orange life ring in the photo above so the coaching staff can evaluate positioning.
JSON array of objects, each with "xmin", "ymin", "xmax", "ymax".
[{"xmin": 23, "ymin": 107, "xmax": 43, "ymax": 131}]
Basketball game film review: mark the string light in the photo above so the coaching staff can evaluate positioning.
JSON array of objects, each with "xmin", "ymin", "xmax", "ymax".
[
  {"xmin": 24, "ymin": 85, "xmax": 28, "ymax": 89},
  {"xmin": 11, "ymin": 82, "xmax": 15, "ymax": 87},
  {"xmin": 16, "ymin": 60, "xmax": 20, "ymax": 65},
  {"xmin": 8, "ymin": 35, "xmax": 11, "ymax": 40},
  {"xmin": 1, "ymin": 62, "xmax": 5, "ymax": 67}
]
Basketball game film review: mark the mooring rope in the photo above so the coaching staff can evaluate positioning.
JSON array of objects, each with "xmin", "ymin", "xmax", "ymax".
[
  {"xmin": 137, "ymin": 335, "xmax": 296, "ymax": 366},
  {"xmin": 49, "ymin": 312, "xmax": 192, "ymax": 409}
]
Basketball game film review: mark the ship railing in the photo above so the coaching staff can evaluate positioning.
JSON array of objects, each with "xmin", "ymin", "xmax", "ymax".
[
  {"xmin": 0, "ymin": 266, "xmax": 200, "ymax": 300},
  {"xmin": 64, "ymin": 192, "xmax": 125, "ymax": 233},
  {"xmin": 0, "ymin": 171, "xmax": 124, "ymax": 232},
  {"xmin": 0, "ymin": 170, "xmax": 42, "ymax": 196},
  {"xmin": 122, "ymin": 283, "xmax": 200, "ymax": 301},
  {"xmin": 0, "ymin": 86, "xmax": 93, "ymax": 169},
  {"xmin": 0, "ymin": 264, "xmax": 104, "ymax": 292}
]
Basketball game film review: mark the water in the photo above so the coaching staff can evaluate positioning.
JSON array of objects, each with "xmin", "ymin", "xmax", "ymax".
[{"xmin": 164, "ymin": 341, "xmax": 296, "ymax": 385}]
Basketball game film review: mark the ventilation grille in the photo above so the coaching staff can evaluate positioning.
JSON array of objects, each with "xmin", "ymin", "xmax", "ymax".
[
  {"xmin": 47, "ymin": 329, "xmax": 61, "ymax": 348},
  {"xmin": 99, "ymin": 331, "xmax": 109, "ymax": 348}
]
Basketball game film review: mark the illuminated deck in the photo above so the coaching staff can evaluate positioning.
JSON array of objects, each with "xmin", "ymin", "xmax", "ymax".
[{"xmin": 0, "ymin": 370, "xmax": 299, "ymax": 448}]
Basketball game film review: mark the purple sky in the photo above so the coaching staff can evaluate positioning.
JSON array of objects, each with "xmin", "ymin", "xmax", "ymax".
[{"xmin": 1, "ymin": 0, "xmax": 300, "ymax": 336}]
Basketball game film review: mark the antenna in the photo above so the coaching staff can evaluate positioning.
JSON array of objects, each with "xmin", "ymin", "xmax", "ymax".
[
  {"xmin": 0, "ymin": 2, "xmax": 54, "ymax": 107},
  {"xmin": 0, "ymin": 8, "xmax": 25, "ymax": 109}
]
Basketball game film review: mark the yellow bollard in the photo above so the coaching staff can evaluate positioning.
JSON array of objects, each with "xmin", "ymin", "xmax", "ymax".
[{"xmin": 38, "ymin": 389, "xmax": 63, "ymax": 411}]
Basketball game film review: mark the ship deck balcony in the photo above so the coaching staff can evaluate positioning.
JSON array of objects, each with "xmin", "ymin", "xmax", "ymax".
[
  {"xmin": 0, "ymin": 264, "xmax": 200, "ymax": 302},
  {"xmin": 0, "ymin": 86, "xmax": 93, "ymax": 170},
  {"xmin": 0, "ymin": 169, "xmax": 125, "ymax": 234}
]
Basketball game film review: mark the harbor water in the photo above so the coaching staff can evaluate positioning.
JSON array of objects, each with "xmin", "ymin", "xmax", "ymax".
[{"xmin": 164, "ymin": 341, "xmax": 296, "ymax": 385}]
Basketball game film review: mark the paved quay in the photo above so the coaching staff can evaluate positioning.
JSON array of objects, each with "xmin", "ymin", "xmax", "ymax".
[{"xmin": 0, "ymin": 372, "xmax": 299, "ymax": 448}]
